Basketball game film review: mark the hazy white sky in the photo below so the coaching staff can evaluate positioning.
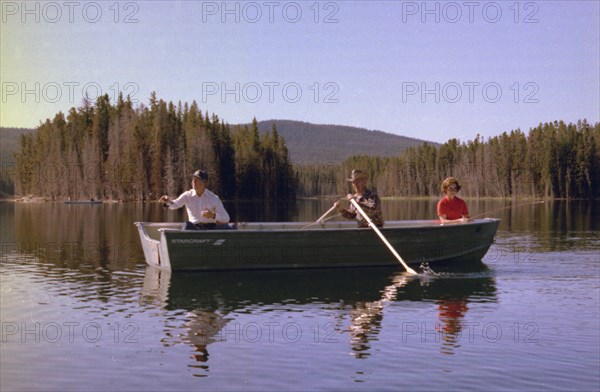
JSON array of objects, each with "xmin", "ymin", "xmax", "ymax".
[{"xmin": 2, "ymin": 0, "xmax": 598, "ymax": 143}]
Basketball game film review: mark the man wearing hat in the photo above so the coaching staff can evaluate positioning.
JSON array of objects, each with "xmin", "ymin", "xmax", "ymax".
[
  {"xmin": 334, "ymin": 169, "xmax": 384, "ymax": 228},
  {"xmin": 159, "ymin": 170, "xmax": 230, "ymax": 230}
]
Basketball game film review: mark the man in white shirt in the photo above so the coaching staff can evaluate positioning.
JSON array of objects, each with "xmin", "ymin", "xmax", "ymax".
[{"xmin": 159, "ymin": 170, "xmax": 231, "ymax": 230}]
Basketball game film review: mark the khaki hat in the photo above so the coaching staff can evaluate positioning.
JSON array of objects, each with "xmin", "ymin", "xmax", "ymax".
[
  {"xmin": 193, "ymin": 169, "xmax": 209, "ymax": 181},
  {"xmin": 347, "ymin": 169, "xmax": 369, "ymax": 182}
]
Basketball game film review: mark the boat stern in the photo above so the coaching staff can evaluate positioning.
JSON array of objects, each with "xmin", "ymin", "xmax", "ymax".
[{"xmin": 134, "ymin": 222, "xmax": 176, "ymax": 270}]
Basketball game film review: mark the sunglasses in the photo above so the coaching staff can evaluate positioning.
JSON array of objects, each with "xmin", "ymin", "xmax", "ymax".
[{"xmin": 448, "ymin": 186, "xmax": 458, "ymax": 191}]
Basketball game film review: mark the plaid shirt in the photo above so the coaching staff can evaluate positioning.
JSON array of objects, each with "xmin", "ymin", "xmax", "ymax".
[{"xmin": 341, "ymin": 189, "xmax": 384, "ymax": 228}]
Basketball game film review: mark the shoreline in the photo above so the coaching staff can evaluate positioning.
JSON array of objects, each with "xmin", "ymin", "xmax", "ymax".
[{"xmin": 3, "ymin": 196, "xmax": 598, "ymax": 203}]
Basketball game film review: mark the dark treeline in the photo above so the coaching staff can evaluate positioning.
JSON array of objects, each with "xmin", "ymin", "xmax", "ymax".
[
  {"xmin": 12, "ymin": 103, "xmax": 599, "ymax": 201},
  {"xmin": 14, "ymin": 93, "xmax": 296, "ymax": 201},
  {"xmin": 0, "ymin": 127, "xmax": 34, "ymax": 197},
  {"xmin": 296, "ymin": 120, "xmax": 600, "ymax": 199}
]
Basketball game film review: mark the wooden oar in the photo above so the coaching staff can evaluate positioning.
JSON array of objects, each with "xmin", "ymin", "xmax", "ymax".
[
  {"xmin": 300, "ymin": 205, "xmax": 338, "ymax": 230},
  {"xmin": 350, "ymin": 199, "xmax": 417, "ymax": 275}
]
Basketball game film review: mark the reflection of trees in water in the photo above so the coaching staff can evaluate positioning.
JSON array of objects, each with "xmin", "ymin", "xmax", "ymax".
[{"xmin": 13, "ymin": 202, "xmax": 145, "ymax": 270}]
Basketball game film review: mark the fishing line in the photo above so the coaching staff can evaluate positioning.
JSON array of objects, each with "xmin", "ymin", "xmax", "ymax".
[{"xmin": 470, "ymin": 200, "xmax": 545, "ymax": 219}]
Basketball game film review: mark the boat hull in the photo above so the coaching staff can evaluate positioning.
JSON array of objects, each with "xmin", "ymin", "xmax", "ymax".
[{"xmin": 135, "ymin": 219, "xmax": 500, "ymax": 271}]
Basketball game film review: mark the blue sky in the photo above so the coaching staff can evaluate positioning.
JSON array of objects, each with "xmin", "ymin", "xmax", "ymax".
[{"xmin": 1, "ymin": 0, "xmax": 598, "ymax": 143}]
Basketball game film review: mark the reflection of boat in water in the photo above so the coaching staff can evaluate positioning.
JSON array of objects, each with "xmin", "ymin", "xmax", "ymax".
[
  {"xmin": 156, "ymin": 263, "xmax": 497, "ymax": 309},
  {"xmin": 141, "ymin": 263, "xmax": 497, "ymax": 362},
  {"xmin": 135, "ymin": 218, "xmax": 501, "ymax": 270}
]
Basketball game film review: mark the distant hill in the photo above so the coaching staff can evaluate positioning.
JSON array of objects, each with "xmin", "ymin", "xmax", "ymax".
[
  {"xmin": 0, "ymin": 127, "xmax": 35, "ymax": 163},
  {"xmin": 251, "ymin": 120, "xmax": 436, "ymax": 164},
  {"xmin": 0, "ymin": 127, "xmax": 35, "ymax": 196},
  {"xmin": 0, "ymin": 121, "xmax": 436, "ymax": 166}
]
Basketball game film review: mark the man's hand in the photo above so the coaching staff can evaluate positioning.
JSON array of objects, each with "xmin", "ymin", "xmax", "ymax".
[
  {"xmin": 159, "ymin": 195, "xmax": 170, "ymax": 208},
  {"xmin": 202, "ymin": 209, "xmax": 216, "ymax": 219}
]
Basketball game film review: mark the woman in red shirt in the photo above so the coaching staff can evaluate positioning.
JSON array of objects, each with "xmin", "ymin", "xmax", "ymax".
[{"xmin": 437, "ymin": 177, "xmax": 471, "ymax": 225}]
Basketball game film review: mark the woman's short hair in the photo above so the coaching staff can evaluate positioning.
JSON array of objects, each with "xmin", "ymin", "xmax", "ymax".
[{"xmin": 441, "ymin": 177, "xmax": 461, "ymax": 193}]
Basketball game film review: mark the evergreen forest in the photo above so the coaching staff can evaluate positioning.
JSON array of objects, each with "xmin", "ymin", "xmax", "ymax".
[
  {"xmin": 297, "ymin": 120, "xmax": 600, "ymax": 199},
  {"xmin": 10, "ymin": 93, "xmax": 599, "ymax": 200},
  {"xmin": 13, "ymin": 93, "xmax": 295, "ymax": 201}
]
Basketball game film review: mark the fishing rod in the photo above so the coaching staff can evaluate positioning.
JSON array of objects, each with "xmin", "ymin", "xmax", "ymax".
[
  {"xmin": 299, "ymin": 198, "xmax": 345, "ymax": 230},
  {"xmin": 470, "ymin": 200, "xmax": 545, "ymax": 219},
  {"xmin": 299, "ymin": 212, "xmax": 341, "ymax": 230}
]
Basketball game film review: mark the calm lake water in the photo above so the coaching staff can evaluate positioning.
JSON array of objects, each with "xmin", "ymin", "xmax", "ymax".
[{"xmin": 1, "ymin": 199, "xmax": 599, "ymax": 391}]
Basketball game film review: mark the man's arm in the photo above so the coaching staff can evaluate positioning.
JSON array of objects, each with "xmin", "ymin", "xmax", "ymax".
[
  {"xmin": 160, "ymin": 192, "xmax": 187, "ymax": 209},
  {"xmin": 214, "ymin": 197, "xmax": 230, "ymax": 224}
]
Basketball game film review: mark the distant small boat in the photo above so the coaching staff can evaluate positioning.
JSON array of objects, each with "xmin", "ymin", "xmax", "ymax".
[
  {"xmin": 64, "ymin": 200, "xmax": 103, "ymax": 205},
  {"xmin": 134, "ymin": 219, "xmax": 500, "ymax": 271}
]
